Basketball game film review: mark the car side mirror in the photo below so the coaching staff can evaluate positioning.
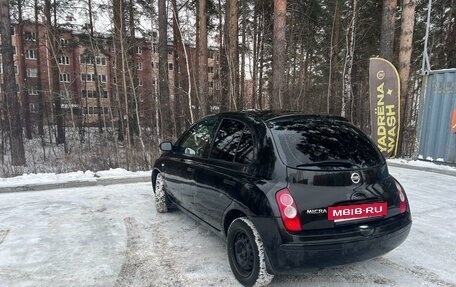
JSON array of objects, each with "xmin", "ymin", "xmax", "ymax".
[{"xmin": 159, "ymin": 141, "xmax": 173, "ymax": 151}]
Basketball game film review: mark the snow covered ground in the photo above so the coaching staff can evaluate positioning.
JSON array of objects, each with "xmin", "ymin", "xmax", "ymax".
[
  {"xmin": 0, "ymin": 168, "xmax": 150, "ymax": 189},
  {"xmin": 0, "ymin": 166, "xmax": 455, "ymax": 287}
]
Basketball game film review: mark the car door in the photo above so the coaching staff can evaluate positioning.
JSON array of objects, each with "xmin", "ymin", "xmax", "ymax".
[
  {"xmin": 193, "ymin": 118, "xmax": 256, "ymax": 230},
  {"xmin": 165, "ymin": 116, "xmax": 219, "ymax": 211}
]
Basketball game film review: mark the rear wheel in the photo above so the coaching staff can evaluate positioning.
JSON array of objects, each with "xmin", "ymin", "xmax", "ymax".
[
  {"xmin": 227, "ymin": 218, "xmax": 274, "ymax": 287},
  {"xmin": 154, "ymin": 173, "xmax": 170, "ymax": 213}
]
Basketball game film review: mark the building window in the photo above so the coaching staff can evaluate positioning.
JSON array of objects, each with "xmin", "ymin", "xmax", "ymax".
[
  {"xmin": 138, "ymin": 62, "xmax": 143, "ymax": 71},
  {"xmin": 57, "ymin": 55, "xmax": 70, "ymax": 65},
  {"xmin": 81, "ymin": 73, "xmax": 94, "ymax": 82},
  {"xmin": 28, "ymin": 86, "xmax": 38, "ymax": 95},
  {"xmin": 208, "ymin": 51, "xmax": 214, "ymax": 59},
  {"xmin": 136, "ymin": 46, "xmax": 142, "ymax": 54},
  {"xmin": 82, "ymin": 90, "xmax": 108, "ymax": 98},
  {"xmin": 98, "ymin": 74, "xmax": 107, "ymax": 83},
  {"xmin": 13, "ymin": 46, "xmax": 16, "ymax": 55},
  {"xmin": 215, "ymin": 81, "xmax": 221, "ymax": 90},
  {"xmin": 26, "ymin": 68, "xmax": 38, "ymax": 77},
  {"xmin": 168, "ymin": 50, "xmax": 173, "ymax": 55},
  {"xmin": 80, "ymin": 55, "xmax": 94, "ymax": 65},
  {"xmin": 168, "ymin": 63, "xmax": 173, "ymax": 71},
  {"xmin": 30, "ymin": 103, "xmax": 39, "ymax": 113},
  {"xmin": 208, "ymin": 66, "xmax": 214, "ymax": 74},
  {"xmin": 59, "ymin": 73, "xmax": 70, "ymax": 82},
  {"xmin": 209, "ymin": 81, "xmax": 214, "ymax": 88},
  {"xmin": 24, "ymin": 31, "xmax": 37, "ymax": 41},
  {"xmin": 26, "ymin": 49, "xmax": 37, "ymax": 60},
  {"xmin": 95, "ymin": 56, "xmax": 106, "ymax": 66},
  {"xmin": 152, "ymin": 44, "xmax": 157, "ymax": 54},
  {"xmin": 60, "ymin": 38, "xmax": 69, "ymax": 45},
  {"xmin": 138, "ymin": 78, "xmax": 143, "ymax": 86}
]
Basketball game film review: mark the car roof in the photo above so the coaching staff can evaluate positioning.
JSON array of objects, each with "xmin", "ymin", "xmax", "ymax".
[{"xmin": 215, "ymin": 110, "xmax": 348, "ymax": 123}]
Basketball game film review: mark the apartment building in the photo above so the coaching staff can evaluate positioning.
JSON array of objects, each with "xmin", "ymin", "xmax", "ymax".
[{"xmin": 0, "ymin": 21, "xmax": 221, "ymax": 126}]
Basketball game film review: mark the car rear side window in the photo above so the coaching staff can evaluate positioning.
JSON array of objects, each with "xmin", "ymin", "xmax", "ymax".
[
  {"xmin": 210, "ymin": 119, "xmax": 254, "ymax": 164},
  {"xmin": 269, "ymin": 118, "xmax": 383, "ymax": 169},
  {"xmin": 235, "ymin": 128, "xmax": 254, "ymax": 164}
]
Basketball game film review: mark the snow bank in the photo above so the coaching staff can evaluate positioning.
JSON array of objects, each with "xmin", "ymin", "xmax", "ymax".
[
  {"xmin": 387, "ymin": 158, "xmax": 456, "ymax": 172},
  {"xmin": 0, "ymin": 168, "xmax": 150, "ymax": 188}
]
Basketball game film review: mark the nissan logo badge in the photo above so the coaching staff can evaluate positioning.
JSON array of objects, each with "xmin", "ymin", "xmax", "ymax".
[{"xmin": 351, "ymin": 172, "xmax": 361, "ymax": 184}]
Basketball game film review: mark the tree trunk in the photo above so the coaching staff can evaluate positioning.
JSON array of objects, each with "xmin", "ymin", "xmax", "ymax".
[
  {"xmin": 240, "ymin": 0, "xmax": 247, "ymax": 110},
  {"xmin": 16, "ymin": 0, "xmax": 32, "ymax": 139},
  {"xmin": 88, "ymin": 0, "xmax": 103, "ymax": 134},
  {"xmin": 44, "ymin": 0, "xmax": 65, "ymax": 145},
  {"xmin": 172, "ymin": 0, "xmax": 193, "ymax": 125},
  {"xmin": 271, "ymin": 0, "xmax": 287, "ymax": 109},
  {"xmin": 252, "ymin": 3, "xmax": 258, "ymax": 109},
  {"xmin": 341, "ymin": 0, "xmax": 357, "ymax": 120},
  {"xmin": 198, "ymin": 0, "xmax": 209, "ymax": 116},
  {"xmin": 171, "ymin": 0, "xmax": 183, "ymax": 134},
  {"xmin": 397, "ymin": 0, "xmax": 416, "ymax": 156},
  {"xmin": 0, "ymin": 0, "xmax": 26, "ymax": 165},
  {"xmin": 446, "ymin": 0, "xmax": 456, "ymax": 68},
  {"xmin": 35, "ymin": 0, "xmax": 45, "ymax": 136},
  {"xmin": 227, "ymin": 0, "xmax": 239, "ymax": 110},
  {"xmin": 380, "ymin": 0, "xmax": 397, "ymax": 61},
  {"xmin": 113, "ymin": 0, "xmax": 125, "ymax": 142},
  {"xmin": 158, "ymin": 0, "xmax": 173, "ymax": 139},
  {"xmin": 327, "ymin": 0, "xmax": 341, "ymax": 114}
]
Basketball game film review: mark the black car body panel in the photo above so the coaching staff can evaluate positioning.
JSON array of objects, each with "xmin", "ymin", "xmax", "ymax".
[{"xmin": 152, "ymin": 111, "xmax": 412, "ymax": 275}]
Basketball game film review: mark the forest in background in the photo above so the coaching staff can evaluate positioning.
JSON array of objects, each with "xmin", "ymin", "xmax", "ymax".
[{"xmin": 0, "ymin": 0, "xmax": 455, "ymax": 176}]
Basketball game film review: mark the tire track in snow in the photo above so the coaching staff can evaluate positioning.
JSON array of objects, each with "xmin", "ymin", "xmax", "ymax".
[
  {"xmin": 375, "ymin": 257, "xmax": 456, "ymax": 287},
  {"xmin": 145, "ymin": 213, "xmax": 188, "ymax": 287},
  {"xmin": 114, "ymin": 217, "xmax": 141, "ymax": 287}
]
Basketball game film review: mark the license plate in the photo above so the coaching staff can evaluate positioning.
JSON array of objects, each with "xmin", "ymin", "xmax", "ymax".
[{"xmin": 328, "ymin": 202, "xmax": 387, "ymax": 222}]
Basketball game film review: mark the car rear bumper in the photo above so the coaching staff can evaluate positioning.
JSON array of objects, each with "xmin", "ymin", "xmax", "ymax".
[{"xmin": 252, "ymin": 213, "xmax": 412, "ymax": 275}]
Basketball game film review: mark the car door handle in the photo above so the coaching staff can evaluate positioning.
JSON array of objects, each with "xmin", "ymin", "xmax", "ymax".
[
  {"xmin": 223, "ymin": 179, "xmax": 236, "ymax": 187},
  {"xmin": 187, "ymin": 167, "xmax": 194, "ymax": 172}
]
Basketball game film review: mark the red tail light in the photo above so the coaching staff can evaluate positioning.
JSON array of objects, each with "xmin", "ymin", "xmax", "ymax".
[
  {"xmin": 275, "ymin": 188, "xmax": 302, "ymax": 232},
  {"xmin": 394, "ymin": 179, "xmax": 408, "ymax": 213}
]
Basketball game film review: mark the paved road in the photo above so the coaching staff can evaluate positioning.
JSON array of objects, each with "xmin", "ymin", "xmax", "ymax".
[{"xmin": 0, "ymin": 166, "xmax": 455, "ymax": 287}]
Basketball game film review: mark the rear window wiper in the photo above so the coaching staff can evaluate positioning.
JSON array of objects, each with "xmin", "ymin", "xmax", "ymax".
[{"xmin": 296, "ymin": 160, "xmax": 361, "ymax": 168}]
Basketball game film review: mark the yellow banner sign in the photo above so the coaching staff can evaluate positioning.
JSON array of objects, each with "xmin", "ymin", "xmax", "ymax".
[{"xmin": 369, "ymin": 58, "xmax": 401, "ymax": 158}]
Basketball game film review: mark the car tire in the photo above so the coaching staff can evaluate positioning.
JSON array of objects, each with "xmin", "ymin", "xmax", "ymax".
[
  {"xmin": 154, "ymin": 173, "xmax": 170, "ymax": 213},
  {"xmin": 227, "ymin": 217, "xmax": 274, "ymax": 287}
]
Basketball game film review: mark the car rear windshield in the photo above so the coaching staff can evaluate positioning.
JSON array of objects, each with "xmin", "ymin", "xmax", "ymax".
[{"xmin": 268, "ymin": 118, "xmax": 384, "ymax": 169}]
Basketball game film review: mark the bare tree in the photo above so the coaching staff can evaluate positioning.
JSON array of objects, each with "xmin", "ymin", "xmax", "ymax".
[
  {"xmin": 15, "ymin": 0, "xmax": 32, "ymax": 139},
  {"xmin": 198, "ymin": 0, "xmax": 209, "ymax": 116},
  {"xmin": 327, "ymin": 0, "xmax": 341, "ymax": 114},
  {"xmin": 397, "ymin": 0, "xmax": 416, "ymax": 155},
  {"xmin": 341, "ymin": 0, "xmax": 357, "ymax": 120},
  {"xmin": 35, "ymin": 0, "xmax": 45, "ymax": 136},
  {"xmin": 271, "ymin": 0, "xmax": 287, "ymax": 109},
  {"xmin": 44, "ymin": 0, "xmax": 65, "ymax": 145},
  {"xmin": 380, "ymin": 0, "xmax": 398, "ymax": 61},
  {"xmin": 0, "ymin": 0, "xmax": 26, "ymax": 165},
  {"xmin": 158, "ymin": 0, "xmax": 173, "ymax": 140}
]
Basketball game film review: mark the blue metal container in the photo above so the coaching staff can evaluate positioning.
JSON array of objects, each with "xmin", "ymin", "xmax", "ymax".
[{"xmin": 418, "ymin": 69, "xmax": 456, "ymax": 163}]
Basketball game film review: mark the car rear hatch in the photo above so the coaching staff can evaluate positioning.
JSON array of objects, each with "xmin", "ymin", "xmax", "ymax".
[{"xmin": 268, "ymin": 116, "xmax": 403, "ymax": 231}]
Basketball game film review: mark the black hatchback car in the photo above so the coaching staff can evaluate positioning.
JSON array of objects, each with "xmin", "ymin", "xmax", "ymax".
[{"xmin": 151, "ymin": 111, "xmax": 411, "ymax": 287}]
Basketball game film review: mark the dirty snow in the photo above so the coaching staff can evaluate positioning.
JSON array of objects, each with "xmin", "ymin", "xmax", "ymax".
[
  {"xmin": 0, "ymin": 166, "xmax": 455, "ymax": 286},
  {"xmin": 0, "ymin": 168, "xmax": 150, "ymax": 188}
]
